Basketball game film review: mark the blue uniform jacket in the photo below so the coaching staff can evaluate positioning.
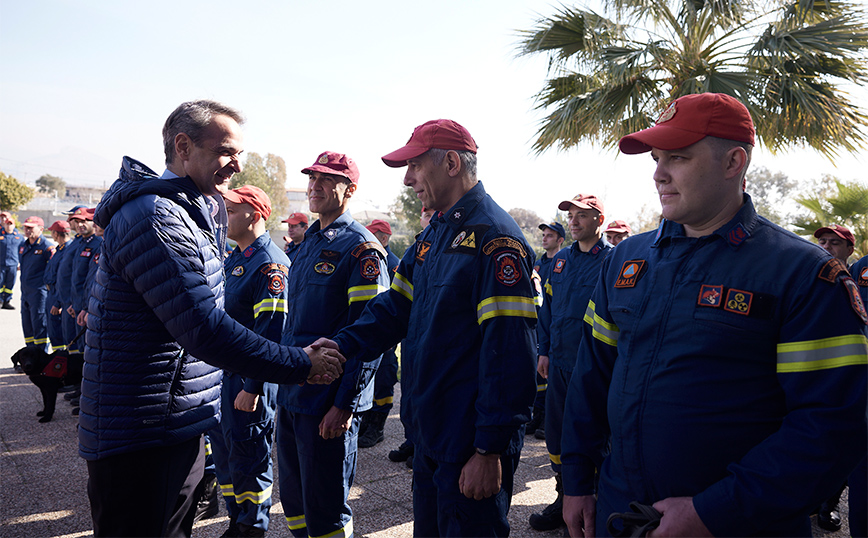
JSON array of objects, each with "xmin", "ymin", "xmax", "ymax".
[
  {"xmin": 561, "ymin": 196, "xmax": 868, "ymax": 537},
  {"xmin": 334, "ymin": 182, "xmax": 538, "ymax": 462},
  {"xmin": 19, "ymin": 236, "xmax": 53, "ymax": 292},
  {"xmin": 224, "ymin": 233, "xmax": 291, "ymax": 395},
  {"xmin": 277, "ymin": 211, "xmax": 389, "ymax": 416},
  {"xmin": 71, "ymin": 234, "xmax": 102, "ymax": 313},
  {"xmin": 0, "ymin": 227, "xmax": 23, "ymax": 267},
  {"xmin": 538, "ymin": 238, "xmax": 611, "ymax": 371},
  {"xmin": 852, "ymin": 255, "xmax": 868, "ymax": 303},
  {"xmin": 44, "ymin": 241, "xmax": 69, "ymax": 308},
  {"xmin": 80, "ymin": 157, "xmax": 314, "ymax": 461},
  {"xmin": 56, "ymin": 235, "xmax": 80, "ymax": 307},
  {"xmin": 284, "ymin": 240, "xmax": 302, "ymax": 265}
]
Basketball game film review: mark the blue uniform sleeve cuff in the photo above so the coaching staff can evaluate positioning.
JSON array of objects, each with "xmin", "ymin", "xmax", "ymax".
[{"xmin": 561, "ymin": 460, "xmax": 598, "ymax": 497}]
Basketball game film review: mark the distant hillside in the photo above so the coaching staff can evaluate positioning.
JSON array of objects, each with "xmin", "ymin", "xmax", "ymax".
[{"xmin": 0, "ymin": 146, "xmax": 118, "ymax": 188}]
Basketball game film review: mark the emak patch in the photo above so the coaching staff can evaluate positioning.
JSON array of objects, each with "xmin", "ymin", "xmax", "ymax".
[
  {"xmin": 553, "ymin": 258, "xmax": 566, "ymax": 274},
  {"xmin": 315, "ymin": 261, "xmax": 335, "ymax": 275},
  {"xmin": 858, "ymin": 266, "xmax": 868, "ymax": 287},
  {"xmin": 724, "ymin": 288, "xmax": 753, "ymax": 315},
  {"xmin": 697, "ymin": 284, "xmax": 723, "ymax": 307},
  {"xmin": 615, "ymin": 260, "xmax": 646, "ymax": 288}
]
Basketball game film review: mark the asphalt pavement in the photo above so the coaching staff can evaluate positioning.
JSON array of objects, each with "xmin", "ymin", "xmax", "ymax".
[{"xmin": 0, "ymin": 290, "xmax": 854, "ymax": 537}]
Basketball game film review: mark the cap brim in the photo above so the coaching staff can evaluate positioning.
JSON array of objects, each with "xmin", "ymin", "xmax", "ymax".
[
  {"xmin": 619, "ymin": 124, "xmax": 707, "ymax": 154},
  {"xmin": 558, "ymin": 200, "xmax": 596, "ymax": 211},
  {"xmin": 381, "ymin": 145, "xmax": 429, "ymax": 168},
  {"xmin": 301, "ymin": 165, "xmax": 352, "ymax": 181}
]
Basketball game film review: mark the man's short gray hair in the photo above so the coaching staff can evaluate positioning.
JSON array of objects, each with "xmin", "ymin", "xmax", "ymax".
[
  {"xmin": 163, "ymin": 100, "xmax": 245, "ymax": 166},
  {"xmin": 427, "ymin": 148, "xmax": 477, "ymax": 178}
]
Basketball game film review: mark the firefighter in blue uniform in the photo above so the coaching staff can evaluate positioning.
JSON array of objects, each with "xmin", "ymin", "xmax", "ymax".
[
  {"xmin": 68, "ymin": 208, "xmax": 101, "ymax": 342},
  {"xmin": 850, "ymin": 253, "xmax": 868, "ymax": 538},
  {"xmin": 207, "ymin": 186, "xmax": 289, "ymax": 537},
  {"xmin": 56, "ymin": 206, "xmax": 86, "ymax": 351},
  {"xmin": 560, "ymin": 93, "xmax": 868, "ymax": 537},
  {"xmin": 18, "ymin": 216, "xmax": 54, "ymax": 351},
  {"xmin": 276, "ymin": 151, "xmax": 389, "ymax": 538},
  {"xmin": 44, "ymin": 220, "xmax": 72, "ymax": 351},
  {"xmin": 532, "ymin": 196, "xmax": 612, "ymax": 532},
  {"xmin": 357, "ymin": 218, "xmax": 401, "ymax": 449},
  {"xmin": 282, "ymin": 212, "xmax": 308, "ymax": 265},
  {"xmin": 329, "ymin": 119, "xmax": 538, "ymax": 537},
  {"xmin": 0, "ymin": 210, "xmax": 24, "ymax": 309}
]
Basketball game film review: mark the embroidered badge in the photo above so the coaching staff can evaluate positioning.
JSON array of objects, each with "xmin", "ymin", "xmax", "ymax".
[
  {"xmin": 697, "ymin": 284, "xmax": 723, "ymax": 307},
  {"xmin": 859, "ymin": 267, "xmax": 868, "ymax": 287},
  {"xmin": 18, "ymin": 246, "xmax": 24, "ymax": 254},
  {"xmin": 553, "ymin": 258, "xmax": 566, "ymax": 274},
  {"xmin": 460, "ymin": 232, "xmax": 476, "ymax": 248},
  {"xmin": 93, "ymin": 253, "xmax": 100, "ymax": 265},
  {"xmin": 320, "ymin": 249, "xmax": 340, "ymax": 259},
  {"xmin": 495, "ymin": 251, "xmax": 521, "ymax": 286},
  {"xmin": 615, "ymin": 260, "xmax": 646, "ymax": 288},
  {"xmin": 450, "ymin": 208, "xmax": 464, "ymax": 223},
  {"xmin": 657, "ymin": 102, "xmax": 676, "ymax": 123},
  {"xmin": 724, "ymin": 289, "xmax": 753, "ymax": 315},
  {"xmin": 231, "ymin": 265, "xmax": 244, "ymax": 277},
  {"xmin": 80, "ymin": 247, "xmax": 93, "ymax": 258},
  {"xmin": 842, "ymin": 277, "xmax": 867, "ymax": 324},
  {"xmin": 415, "ymin": 241, "xmax": 431, "ymax": 264},
  {"xmin": 726, "ymin": 223, "xmax": 749, "ymax": 247},
  {"xmin": 324, "ymin": 229, "xmax": 337, "ymax": 240},
  {"xmin": 360, "ymin": 255, "xmax": 380, "ymax": 280},
  {"xmin": 318, "ymin": 154, "xmax": 329, "ymax": 164},
  {"xmin": 818, "ymin": 258, "xmax": 847, "ymax": 283},
  {"xmin": 268, "ymin": 271, "xmax": 286, "ymax": 295},
  {"xmin": 34, "ymin": 249, "xmax": 43, "ymax": 255},
  {"xmin": 482, "ymin": 237, "xmax": 527, "ymax": 257},
  {"xmin": 259, "ymin": 263, "xmax": 289, "ymax": 276},
  {"xmin": 315, "ymin": 261, "xmax": 335, "ymax": 275},
  {"xmin": 451, "ymin": 231, "xmax": 467, "ymax": 249},
  {"xmin": 243, "ymin": 245, "xmax": 255, "ymax": 258}
]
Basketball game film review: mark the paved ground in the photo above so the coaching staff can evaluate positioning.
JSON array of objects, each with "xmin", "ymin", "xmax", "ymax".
[{"xmin": 0, "ymin": 290, "xmax": 854, "ymax": 537}]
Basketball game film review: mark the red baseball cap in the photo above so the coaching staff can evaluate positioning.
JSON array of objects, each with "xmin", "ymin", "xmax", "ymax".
[
  {"xmin": 606, "ymin": 220, "xmax": 632, "ymax": 234},
  {"xmin": 282, "ymin": 212, "xmax": 309, "ymax": 225},
  {"xmin": 301, "ymin": 151, "xmax": 360, "ymax": 184},
  {"xmin": 68, "ymin": 207, "xmax": 95, "ymax": 221},
  {"xmin": 814, "ymin": 224, "xmax": 855, "ymax": 246},
  {"xmin": 23, "ymin": 216, "xmax": 44, "ymax": 227},
  {"xmin": 382, "ymin": 119, "xmax": 478, "ymax": 168},
  {"xmin": 366, "ymin": 219, "xmax": 392, "ymax": 236},
  {"xmin": 223, "ymin": 185, "xmax": 272, "ymax": 219},
  {"xmin": 48, "ymin": 220, "xmax": 71, "ymax": 233},
  {"xmin": 559, "ymin": 194, "xmax": 605, "ymax": 215},
  {"xmin": 619, "ymin": 93, "xmax": 755, "ymax": 154}
]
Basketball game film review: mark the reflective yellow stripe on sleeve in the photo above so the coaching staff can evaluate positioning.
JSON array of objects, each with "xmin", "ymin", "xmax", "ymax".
[
  {"xmin": 391, "ymin": 272, "xmax": 413, "ymax": 301},
  {"xmin": 253, "ymin": 297, "xmax": 287, "ymax": 318},
  {"xmin": 777, "ymin": 334, "xmax": 868, "ymax": 373},
  {"xmin": 584, "ymin": 300, "xmax": 619, "ymax": 347},
  {"xmin": 347, "ymin": 284, "xmax": 388, "ymax": 304},
  {"xmin": 476, "ymin": 296, "xmax": 537, "ymax": 324},
  {"xmin": 544, "ymin": 280, "xmax": 553, "ymax": 297}
]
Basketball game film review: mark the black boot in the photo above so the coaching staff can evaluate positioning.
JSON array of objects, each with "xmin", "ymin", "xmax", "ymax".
[
  {"xmin": 194, "ymin": 473, "xmax": 220, "ymax": 522},
  {"xmin": 529, "ymin": 472, "xmax": 564, "ymax": 531},
  {"xmin": 817, "ymin": 485, "xmax": 845, "ymax": 532},
  {"xmin": 358, "ymin": 412, "xmax": 387, "ymax": 448},
  {"xmin": 2, "ymin": 300, "xmax": 14, "ymax": 310},
  {"xmin": 526, "ymin": 407, "xmax": 545, "ymax": 436},
  {"xmin": 389, "ymin": 440, "xmax": 414, "ymax": 462}
]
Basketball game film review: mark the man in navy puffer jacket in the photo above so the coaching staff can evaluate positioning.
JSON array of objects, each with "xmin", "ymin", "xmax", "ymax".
[{"xmin": 80, "ymin": 100, "xmax": 344, "ymax": 538}]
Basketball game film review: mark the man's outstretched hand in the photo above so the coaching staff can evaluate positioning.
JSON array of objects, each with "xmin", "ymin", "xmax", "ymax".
[{"xmin": 304, "ymin": 339, "xmax": 345, "ymax": 384}]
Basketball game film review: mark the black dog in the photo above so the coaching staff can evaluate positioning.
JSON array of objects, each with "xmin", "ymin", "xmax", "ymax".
[{"xmin": 11, "ymin": 347, "xmax": 84, "ymax": 423}]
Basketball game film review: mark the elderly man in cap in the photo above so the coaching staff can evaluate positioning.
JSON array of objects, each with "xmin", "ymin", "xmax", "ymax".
[
  {"xmin": 560, "ymin": 93, "xmax": 867, "ymax": 537},
  {"xmin": 324, "ymin": 119, "xmax": 538, "ymax": 536},
  {"xmin": 282, "ymin": 212, "xmax": 309, "ymax": 264},
  {"xmin": 18, "ymin": 216, "xmax": 54, "ymax": 351},
  {"xmin": 605, "ymin": 220, "xmax": 632, "ymax": 246},
  {"xmin": 276, "ymin": 151, "xmax": 389, "ymax": 538},
  {"xmin": 208, "ymin": 185, "xmax": 291, "ymax": 537},
  {"xmin": 44, "ymin": 220, "xmax": 71, "ymax": 351},
  {"xmin": 356, "ymin": 218, "xmax": 401, "ymax": 449},
  {"xmin": 0, "ymin": 210, "xmax": 24, "ymax": 309},
  {"xmin": 532, "ymin": 195, "xmax": 612, "ymax": 533}
]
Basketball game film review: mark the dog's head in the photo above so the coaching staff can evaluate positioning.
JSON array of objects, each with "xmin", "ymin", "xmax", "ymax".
[{"xmin": 12, "ymin": 347, "xmax": 51, "ymax": 375}]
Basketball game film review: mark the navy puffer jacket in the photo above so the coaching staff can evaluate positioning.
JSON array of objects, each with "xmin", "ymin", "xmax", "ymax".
[{"xmin": 79, "ymin": 157, "xmax": 312, "ymax": 461}]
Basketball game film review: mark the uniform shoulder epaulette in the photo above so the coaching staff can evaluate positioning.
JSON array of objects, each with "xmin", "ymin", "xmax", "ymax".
[
  {"xmin": 817, "ymin": 258, "xmax": 849, "ymax": 283},
  {"xmin": 352, "ymin": 241, "xmax": 387, "ymax": 260}
]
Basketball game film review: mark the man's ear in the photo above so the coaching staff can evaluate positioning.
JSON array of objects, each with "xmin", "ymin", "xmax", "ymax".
[
  {"xmin": 344, "ymin": 182, "xmax": 357, "ymax": 198},
  {"xmin": 444, "ymin": 150, "xmax": 462, "ymax": 177},
  {"xmin": 723, "ymin": 146, "xmax": 748, "ymax": 182},
  {"xmin": 174, "ymin": 133, "xmax": 193, "ymax": 161}
]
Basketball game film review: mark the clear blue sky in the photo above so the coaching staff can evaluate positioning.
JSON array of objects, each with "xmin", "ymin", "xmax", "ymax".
[{"xmin": 1, "ymin": 0, "xmax": 865, "ymax": 227}]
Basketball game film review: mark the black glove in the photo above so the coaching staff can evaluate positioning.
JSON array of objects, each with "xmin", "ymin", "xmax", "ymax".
[{"xmin": 606, "ymin": 501, "xmax": 663, "ymax": 537}]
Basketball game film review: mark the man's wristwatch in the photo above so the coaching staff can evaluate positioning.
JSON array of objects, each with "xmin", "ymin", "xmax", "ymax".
[{"xmin": 476, "ymin": 448, "xmax": 500, "ymax": 456}]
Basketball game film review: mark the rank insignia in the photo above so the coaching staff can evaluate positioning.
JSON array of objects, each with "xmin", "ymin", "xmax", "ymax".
[
  {"xmin": 450, "ymin": 208, "xmax": 464, "ymax": 223},
  {"xmin": 615, "ymin": 260, "xmax": 646, "ymax": 288},
  {"xmin": 724, "ymin": 288, "xmax": 753, "ymax": 315},
  {"xmin": 697, "ymin": 284, "xmax": 723, "ymax": 307},
  {"xmin": 843, "ymin": 277, "xmax": 868, "ymax": 324},
  {"xmin": 553, "ymin": 258, "xmax": 566, "ymax": 274},
  {"xmin": 726, "ymin": 223, "xmax": 749, "ymax": 247},
  {"xmin": 315, "ymin": 261, "xmax": 335, "ymax": 275},
  {"xmin": 231, "ymin": 266, "xmax": 244, "ymax": 277},
  {"xmin": 590, "ymin": 244, "xmax": 602, "ymax": 255},
  {"xmin": 320, "ymin": 249, "xmax": 340, "ymax": 259},
  {"xmin": 243, "ymin": 245, "xmax": 255, "ymax": 258},
  {"xmin": 324, "ymin": 229, "xmax": 337, "ymax": 240},
  {"xmin": 360, "ymin": 255, "xmax": 380, "ymax": 280},
  {"xmin": 495, "ymin": 251, "xmax": 521, "ymax": 286}
]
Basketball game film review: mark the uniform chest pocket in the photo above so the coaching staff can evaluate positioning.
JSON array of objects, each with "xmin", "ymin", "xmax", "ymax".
[
  {"xmin": 428, "ymin": 254, "xmax": 476, "ymax": 292},
  {"xmin": 693, "ymin": 293, "xmax": 777, "ymax": 336}
]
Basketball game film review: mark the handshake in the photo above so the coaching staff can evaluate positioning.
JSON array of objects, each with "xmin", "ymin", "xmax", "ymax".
[{"xmin": 302, "ymin": 337, "xmax": 345, "ymax": 384}]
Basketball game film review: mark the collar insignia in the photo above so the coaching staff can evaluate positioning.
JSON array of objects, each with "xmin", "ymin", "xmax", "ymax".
[
  {"xmin": 243, "ymin": 245, "xmax": 255, "ymax": 258},
  {"xmin": 726, "ymin": 223, "xmax": 749, "ymax": 247},
  {"xmin": 324, "ymin": 229, "xmax": 337, "ymax": 241}
]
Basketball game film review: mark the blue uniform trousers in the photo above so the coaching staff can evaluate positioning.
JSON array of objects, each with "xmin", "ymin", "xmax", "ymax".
[
  {"xmin": 533, "ymin": 372, "xmax": 547, "ymax": 410},
  {"xmin": 46, "ymin": 288, "xmax": 65, "ymax": 350},
  {"xmin": 210, "ymin": 373, "xmax": 277, "ymax": 530},
  {"xmin": 21, "ymin": 287, "xmax": 49, "ymax": 352},
  {"xmin": 277, "ymin": 409, "xmax": 358, "ymax": 538},
  {"xmin": 412, "ymin": 451, "xmax": 520, "ymax": 537},
  {"xmin": 370, "ymin": 345, "xmax": 398, "ymax": 413},
  {"xmin": 0, "ymin": 266, "xmax": 15, "ymax": 302},
  {"xmin": 62, "ymin": 308, "xmax": 80, "ymax": 352},
  {"xmin": 544, "ymin": 363, "xmax": 571, "ymax": 473}
]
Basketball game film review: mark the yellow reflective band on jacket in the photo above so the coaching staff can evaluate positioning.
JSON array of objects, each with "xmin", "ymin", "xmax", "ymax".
[
  {"xmin": 234, "ymin": 484, "xmax": 273, "ymax": 504},
  {"xmin": 312, "ymin": 520, "xmax": 353, "ymax": 538},
  {"xmin": 476, "ymin": 296, "xmax": 537, "ymax": 325},
  {"xmin": 549, "ymin": 453, "xmax": 561, "ymax": 465},
  {"xmin": 253, "ymin": 297, "xmax": 287, "ymax": 318},
  {"xmin": 585, "ymin": 301, "xmax": 619, "ymax": 347},
  {"xmin": 53, "ymin": 345, "xmax": 67, "ymax": 351},
  {"xmin": 777, "ymin": 334, "xmax": 868, "ymax": 373},
  {"xmin": 347, "ymin": 284, "xmax": 388, "ymax": 304},
  {"xmin": 204, "ymin": 440, "xmax": 212, "ymax": 457},
  {"xmin": 534, "ymin": 294, "xmax": 543, "ymax": 307},
  {"xmin": 391, "ymin": 272, "xmax": 413, "ymax": 301},
  {"xmin": 373, "ymin": 396, "xmax": 393, "ymax": 406},
  {"xmin": 286, "ymin": 514, "xmax": 306, "ymax": 530},
  {"xmin": 24, "ymin": 336, "xmax": 33, "ymax": 343},
  {"xmin": 545, "ymin": 280, "xmax": 553, "ymax": 297}
]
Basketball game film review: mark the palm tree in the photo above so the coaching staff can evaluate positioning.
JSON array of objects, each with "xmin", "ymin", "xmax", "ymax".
[
  {"xmin": 792, "ymin": 178, "xmax": 868, "ymax": 257},
  {"xmin": 517, "ymin": 0, "xmax": 868, "ymax": 158}
]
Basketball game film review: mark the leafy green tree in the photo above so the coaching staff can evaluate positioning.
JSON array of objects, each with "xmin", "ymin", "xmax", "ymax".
[
  {"xmin": 230, "ymin": 152, "xmax": 289, "ymax": 229},
  {"xmin": 35, "ymin": 174, "xmax": 66, "ymax": 195},
  {"xmin": 389, "ymin": 186, "xmax": 424, "ymax": 257},
  {"xmin": 792, "ymin": 178, "xmax": 868, "ymax": 257},
  {"xmin": 745, "ymin": 166, "xmax": 798, "ymax": 226},
  {"xmin": 509, "ymin": 207, "xmax": 545, "ymax": 256},
  {"xmin": 0, "ymin": 170, "xmax": 34, "ymax": 211},
  {"xmin": 517, "ymin": 0, "xmax": 868, "ymax": 158}
]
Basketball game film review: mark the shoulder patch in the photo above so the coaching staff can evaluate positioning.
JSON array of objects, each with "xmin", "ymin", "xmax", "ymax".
[
  {"xmin": 843, "ymin": 277, "xmax": 868, "ymax": 324},
  {"xmin": 352, "ymin": 241, "xmax": 386, "ymax": 260},
  {"xmin": 267, "ymin": 270, "xmax": 287, "ymax": 295},
  {"xmin": 494, "ymin": 250, "xmax": 522, "ymax": 286},
  {"xmin": 415, "ymin": 241, "xmax": 431, "ymax": 264},
  {"xmin": 260, "ymin": 263, "xmax": 289, "ymax": 276},
  {"xmin": 615, "ymin": 260, "xmax": 646, "ymax": 288},
  {"xmin": 818, "ymin": 258, "xmax": 847, "ymax": 283},
  {"xmin": 360, "ymin": 254, "xmax": 381, "ymax": 281},
  {"xmin": 482, "ymin": 237, "xmax": 527, "ymax": 257},
  {"xmin": 858, "ymin": 266, "xmax": 868, "ymax": 287},
  {"xmin": 553, "ymin": 258, "xmax": 566, "ymax": 274}
]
